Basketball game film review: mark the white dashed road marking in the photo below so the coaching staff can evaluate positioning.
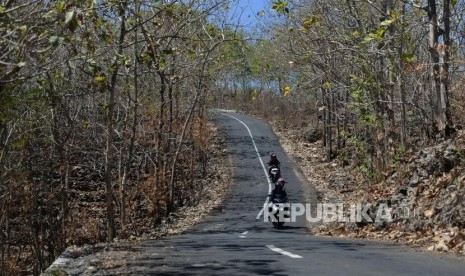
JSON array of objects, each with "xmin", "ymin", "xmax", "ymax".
[
  {"xmin": 239, "ymin": 231, "xmax": 249, "ymax": 238},
  {"xmin": 266, "ymin": 245, "xmax": 303, "ymax": 259}
]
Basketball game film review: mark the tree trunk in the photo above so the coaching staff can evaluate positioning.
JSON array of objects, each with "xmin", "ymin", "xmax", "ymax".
[
  {"xmin": 120, "ymin": 13, "xmax": 140, "ymax": 227},
  {"xmin": 399, "ymin": 2, "xmax": 407, "ymax": 148},
  {"xmin": 428, "ymin": 0, "xmax": 445, "ymax": 134},
  {"xmin": 322, "ymin": 87, "xmax": 327, "ymax": 148},
  {"xmin": 325, "ymin": 86, "xmax": 332, "ymax": 161},
  {"xmin": 104, "ymin": 2, "xmax": 127, "ymax": 241},
  {"xmin": 440, "ymin": 0, "xmax": 454, "ymax": 136}
]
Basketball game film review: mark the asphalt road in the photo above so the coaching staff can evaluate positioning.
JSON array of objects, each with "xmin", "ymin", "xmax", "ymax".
[{"xmin": 47, "ymin": 111, "xmax": 465, "ymax": 275}]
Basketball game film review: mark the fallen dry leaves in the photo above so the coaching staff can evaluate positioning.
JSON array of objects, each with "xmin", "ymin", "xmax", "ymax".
[{"xmin": 274, "ymin": 126, "xmax": 465, "ymax": 256}]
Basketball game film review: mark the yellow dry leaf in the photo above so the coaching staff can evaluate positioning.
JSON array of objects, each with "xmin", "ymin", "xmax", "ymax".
[
  {"xmin": 94, "ymin": 75, "xmax": 106, "ymax": 83},
  {"xmin": 283, "ymin": 85, "xmax": 291, "ymax": 96}
]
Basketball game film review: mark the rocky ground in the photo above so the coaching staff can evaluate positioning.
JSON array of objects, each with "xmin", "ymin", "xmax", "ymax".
[{"xmin": 273, "ymin": 126, "xmax": 465, "ymax": 257}]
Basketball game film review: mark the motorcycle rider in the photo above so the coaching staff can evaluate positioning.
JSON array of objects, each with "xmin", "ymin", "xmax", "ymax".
[
  {"xmin": 268, "ymin": 178, "xmax": 289, "ymax": 228},
  {"xmin": 269, "ymin": 177, "xmax": 287, "ymax": 202},
  {"xmin": 267, "ymin": 153, "xmax": 281, "ymax": 177}
]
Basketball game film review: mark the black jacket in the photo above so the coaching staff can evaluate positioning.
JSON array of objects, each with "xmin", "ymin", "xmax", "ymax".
[
  {"xmin": 270, "ymin": 187, "xmax": 287, "ymax": 202},
  {"xmin": 268, "ymin": 159, "xmax": 280, "ymax": 167}
]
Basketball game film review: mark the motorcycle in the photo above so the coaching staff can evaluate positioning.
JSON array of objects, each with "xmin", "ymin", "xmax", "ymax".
[
  {"xmin": 268, "ymin": 190, "xmax": 289, "ymax": 229},
  {"xmin": 268, "ymin": 165, "xmax": 281, "ymax": 183}
]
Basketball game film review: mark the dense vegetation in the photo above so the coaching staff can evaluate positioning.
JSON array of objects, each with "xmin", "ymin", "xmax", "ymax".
[
  {"xmin": 2, "ymin": 0, "xmax": 465, "ymax": 274},
  {"xmin": 219, "ymin": 0, "xmax": 465, "ymax": 178},
  {"xmin": 0, "ymin": 0, "xmax": 235, "ymax": 274}
]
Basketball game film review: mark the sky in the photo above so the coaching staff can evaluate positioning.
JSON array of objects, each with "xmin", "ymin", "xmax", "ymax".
[{"xmin": 230, "ymin": 0, "xmax": 270, "ymax": 30}]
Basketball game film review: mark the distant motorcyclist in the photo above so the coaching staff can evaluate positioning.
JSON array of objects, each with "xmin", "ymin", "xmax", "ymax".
[
  {"xmin": 268, "ymin": 153, "xmax": 280, "ymax": 167},
  {"xmin": 267, "ymin": 153, "xmax": 281, "ymax": 177}
]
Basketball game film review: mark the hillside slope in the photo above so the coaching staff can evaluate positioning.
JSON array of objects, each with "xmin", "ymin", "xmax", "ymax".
[{"xmin": 274, "ymin": 126, "xmax": 465, "ymax": 256}]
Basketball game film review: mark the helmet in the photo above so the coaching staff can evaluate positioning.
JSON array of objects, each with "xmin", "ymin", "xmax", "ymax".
[
  {"xmin": 275, "ymin": 177, "xmax": 286, "ymax": 189},
  {"xmin": 270, "ymin": 153, "xmax": 277, "ymax": 159}
]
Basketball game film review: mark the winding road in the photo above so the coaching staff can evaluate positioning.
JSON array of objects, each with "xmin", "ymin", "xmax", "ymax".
[{"xmin": 47, "ymin": 111, "xmax": 465, "ymax": 275}]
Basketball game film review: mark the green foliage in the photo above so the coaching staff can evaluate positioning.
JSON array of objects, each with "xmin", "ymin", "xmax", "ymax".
[
  {"xmin": 392, "ymin": 146, "xmax": 407, "ymax": 166},
  {"xmin": 401, "ymin": 53, "xmax": 416, "ymax": 63},
  {"xmin": 56, "ymin": 1, "xmax": 66, "ymax": 12},
  {"xmin": 359, "ymin": 112, "xmax": 379, "ymax": 126},
  {"xmin": 348, "ymin": 72, "xmax": 382, "ymax": 127},
  {"xmin": 348, "ymin": 137, "xmax": 364, "ymax": 157},
  {"xmin": 359, "ymin": 162, "xmax": 377, "ymax": 180},
  {"xmin": 362, "ymin": 28, "xmax": 385, "ymax": 43},
  {"xmin": 398, "ymin": 145, "xmax": 407, "ymax": 154},
  {"xmin": 347, "ymin": 137, "xmax": 377, "ymax": 179},
  {"xmin": 301, "ymin": 15, "xmax": 321, "ymax": 31},
  {"xmin": 362, "ymin": 13, "xmax": 398, "ymax": 44},
  {"xmin": 322, "ymin": 81, "xmax": 331, "ymax": 90},
  {"xmin": 453, "ymin": 148, "xmax": 464, "ymax": 164},
  {"xmin": 380, "ymin": 19, "xmax": 395, "ymax": 27},
  {"xmin": 0, "ymin": 86, "xmax": 17, "ymax": 124},
  {"xmin": 338, "ymin": 147, "xmax": 350, "ymax": 166},
  {"xmin": 272, "ymin": 1, "xmax": 290, "ymax": 14}
]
